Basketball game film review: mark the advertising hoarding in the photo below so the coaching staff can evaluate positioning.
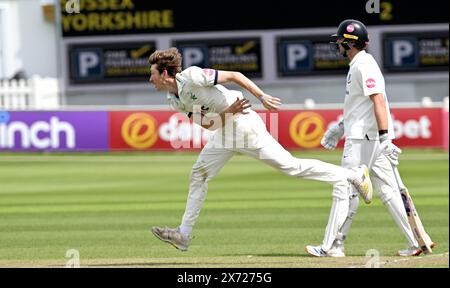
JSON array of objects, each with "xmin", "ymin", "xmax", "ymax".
[{"xmin": 0, "ymin": 111, "xmax": 109, "ymax": 151}]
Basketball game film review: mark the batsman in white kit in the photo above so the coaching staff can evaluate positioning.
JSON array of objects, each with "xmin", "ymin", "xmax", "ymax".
[
  {"xmin": 148, "ymin": 48, "xmax": 373, "ymax": 252},
  {"xmin": 305, "ymin": 19, "xmax": 435, "ymax": 257}
]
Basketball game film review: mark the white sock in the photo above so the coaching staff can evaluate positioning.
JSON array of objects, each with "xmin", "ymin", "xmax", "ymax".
[
  {"xmin": 384, "ymin": 194, "xmax": 419, "ymax": 248},
  {"xmin": 179, "ymin": 224, "xmax": 193, "ymax": 237}
]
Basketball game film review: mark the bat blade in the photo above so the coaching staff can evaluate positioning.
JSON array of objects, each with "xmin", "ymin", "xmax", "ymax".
[{"xmin": 400, "ymin": 187, "xmax": 433, "ymax": 254}]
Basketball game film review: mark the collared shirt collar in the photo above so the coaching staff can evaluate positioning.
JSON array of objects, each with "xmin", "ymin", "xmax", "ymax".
[
  {"xmin": 175, "ymin": 73, "xmax": 184, "ymax": 98},
  {"xmin": 349, "ymin": 50, "xmax": 366, "ymax": 67}
]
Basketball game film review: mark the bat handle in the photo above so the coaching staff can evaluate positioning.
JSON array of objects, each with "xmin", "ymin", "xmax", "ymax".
[{"xmin": 392, "ymin": 165, "xmax": 406, "ymax": 191}]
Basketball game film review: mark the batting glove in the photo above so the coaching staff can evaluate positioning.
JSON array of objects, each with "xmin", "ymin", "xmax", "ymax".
[
  {"xmin": 321, "ymin": 121, "xmax": 344, "ymax": 150},
  {"xmin": 379, "ymin": 134, "xmax": 402, "ymax": 166}
]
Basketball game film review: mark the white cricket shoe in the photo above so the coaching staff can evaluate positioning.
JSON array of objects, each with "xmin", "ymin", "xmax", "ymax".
[
  {"xmin": 305, "ymin": 245, "xmax": 345, "ymax": 257},
  {"xmin": 152, "ymin": 226, "xmax": 191, "ymax": 251},
  {"xmin": 327, "ymin": 243, "xmax": 346, "ymax": 257},
  {"xmin": 397, "ymin": 246, "xmax": 422, "ymax": 256},
  {"xmin": 305, "ymin": 245, "xmax": 327, "ymax": 257},
  {"xmin": 348, "ymin": 165, "xmax": 373, "ymax": 204}
]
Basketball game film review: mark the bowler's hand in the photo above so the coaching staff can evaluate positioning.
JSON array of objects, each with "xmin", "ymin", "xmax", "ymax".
[
  {"xmin": 260, "ymin": 94, "xmax": 281, "ymax": 111},
  {"xmin": 225, "ymin": 98, "xmax": 252, "ymax": 115}
]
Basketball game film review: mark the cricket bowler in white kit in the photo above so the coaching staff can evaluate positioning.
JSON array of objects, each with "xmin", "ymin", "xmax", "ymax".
[
  {"xmin": 306, "ymin": 19, "xmax": 434, "ymax": 257},
  {"xmin": 149, "ymin": 48, "xmax": 373, "ymax": 252}
]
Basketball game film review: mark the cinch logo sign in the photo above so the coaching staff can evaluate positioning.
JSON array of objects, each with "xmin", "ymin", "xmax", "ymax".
[{"xmin": 0, "ymin": 112, "xmax": 75, "ymax": 149}]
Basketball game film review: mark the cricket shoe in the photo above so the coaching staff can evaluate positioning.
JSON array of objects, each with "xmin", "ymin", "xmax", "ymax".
[
  {"xmin": 305, "ymin": 245, "xmax": 345, "ymax": 258},
  {"xmin": 151, "ymin": 226, "xmax": 191, "ymax": 251},
  {"xmin": 328, "ymin": 243, "xmax": 346, "ymax": 257},
  {"xmin": 397, "ymin": 246, "xmax": 423, "ymax": 256},
  {"xmin": 348, "ymin": 165, "xmax": 373, "ymax": 204}
]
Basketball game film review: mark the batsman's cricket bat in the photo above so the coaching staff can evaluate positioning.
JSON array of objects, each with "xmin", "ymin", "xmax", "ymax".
[{"xmin": 392, "ymin": 166, "xmax": 434, "ymax": 254}]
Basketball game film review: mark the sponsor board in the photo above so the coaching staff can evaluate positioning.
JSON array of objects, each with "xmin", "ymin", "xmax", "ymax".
[
  {"xmin": 277, "ymin": 36, "xmax": 349, "ymax": 76},
  {"xmin": 281, "ymin": 108, "xmax": 444, "ymax": 149},
  {"xmin": 109, "ymin": 108, "xmax": 446, "ymax": 151},
  {"xmin": 1, "ymin": 108, "xmax": 446, "ymax": 152},
  {"xmin": 0, "ymin": 111, "xmax": 108, "ymax": 151},
  {"xmin": 174, "ymin": 38, "xmax": 263, "ymax": 78},
  {"xmin": 383, "ymin": 31, "xmax": 449, "ymax": 72},
  {"xmin": 68, "ymin": 42, "xmax": 156, "ymax": 85},
  {"xmin": 109, "ymin": 111, "xmax": 213, "ymax": 150}
]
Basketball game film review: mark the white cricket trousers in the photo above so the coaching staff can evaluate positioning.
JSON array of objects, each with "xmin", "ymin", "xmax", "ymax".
[
  {"xmin": 181, "ymin": 135, "xmax": 354, "ymax": 229},
  {"xmin": 333, "ymin": 138, "xmax": 418, "ymax": 248}
]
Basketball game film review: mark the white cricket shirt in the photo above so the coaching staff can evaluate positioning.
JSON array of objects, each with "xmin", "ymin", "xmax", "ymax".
[
  {"xmin": 167, "ymin": 66, "xmax": 270, "ymax": 148},
  {"xmin": 343, "ymin": 50, "xmax": 395, "ymax": 140}
]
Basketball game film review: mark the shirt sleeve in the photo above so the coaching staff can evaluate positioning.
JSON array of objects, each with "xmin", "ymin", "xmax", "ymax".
[
  {"xmin": 358, "ymin": 64, "xmax": 385, "ymax": 97},
  {"xmin": 181, "ymin": 66, "xmax": 218, "ymax": 87}
]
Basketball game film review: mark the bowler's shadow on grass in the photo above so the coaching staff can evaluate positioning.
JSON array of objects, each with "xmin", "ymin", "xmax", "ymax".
[
  {"xmin": 222, "ymin": 253, "xmax": 310, "ymax": 257},
  {"xmin": 85, "ymin": 262, "xmax": 197, "ymax": 267}
]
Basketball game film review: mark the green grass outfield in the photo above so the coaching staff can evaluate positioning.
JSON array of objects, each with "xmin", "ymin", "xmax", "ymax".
[{"xmin": 0, "ymin": 149, "xmax": 448, "ymax": 268}]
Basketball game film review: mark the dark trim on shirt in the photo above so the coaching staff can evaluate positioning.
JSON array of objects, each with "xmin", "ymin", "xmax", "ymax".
[{"xmin": 214, "ymin": 70, "xmax": 218, "ymax": 85}]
